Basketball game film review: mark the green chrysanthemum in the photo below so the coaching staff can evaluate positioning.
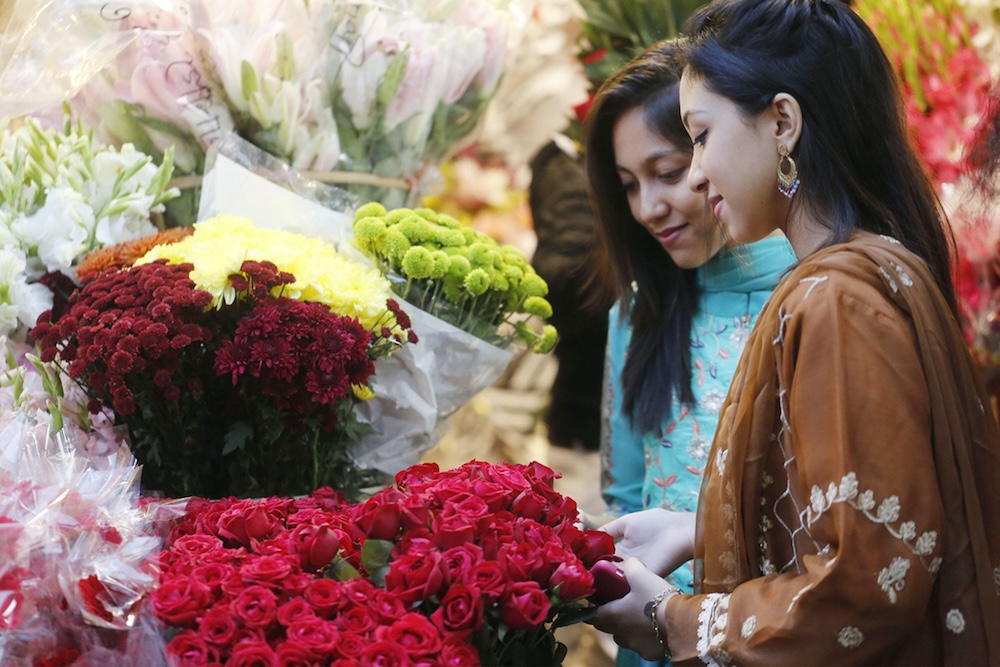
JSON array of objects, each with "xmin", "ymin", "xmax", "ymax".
[
  {"xmin": 402, "ymin": 246, "xmax": 435, "ymax": 279},
  {"xmin": 464, "ymin": 268, "xmax": 491, "ymax": 296},
  {"xmin": 354, "ymin": 202, "xmax": 387, "ymax": 220},
  {"xmin": 523, "ymin": 296, "xmax": 553, "ymax": 319}
]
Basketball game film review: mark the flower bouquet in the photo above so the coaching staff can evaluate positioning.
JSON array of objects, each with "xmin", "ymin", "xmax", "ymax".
[
  {"xmin": 344, "ymin": 201, "xmax": 558, "ymax": 474},
  {"xmin": 0, "ymin": 361, "xmax": 182, "ymax": 667},
  {"xmin": 0, "ymin": 116, "xmax": 178, "ymax": 339},
  {"xmin": 31, "ymin": 215, "xmax": 416, "ymax": 499},
  {"xmin": 148, "ymin": 460, "xmax": 614, "ymax": 666}
]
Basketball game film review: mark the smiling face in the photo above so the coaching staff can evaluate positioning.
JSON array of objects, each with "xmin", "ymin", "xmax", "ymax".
[
  {"xmin": 679, "ymin": 72, "xmax": 791, "ymax": 246},
  {"xmin": 612, "ymin": 106, "xmax": 722, "ymax": 270}
]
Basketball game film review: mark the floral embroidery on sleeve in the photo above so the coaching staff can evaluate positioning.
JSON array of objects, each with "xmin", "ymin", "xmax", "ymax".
[{"xmin": 837, "ymin": 626, "xmax": 864, "ymax": 649}]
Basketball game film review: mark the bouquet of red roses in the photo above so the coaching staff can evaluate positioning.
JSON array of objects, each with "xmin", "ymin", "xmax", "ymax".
[
  {"xmin": 148, "ymin": 461, "xmax": 615, "ymax": 666},
  {"xmin": 31, "ymin": 215, "xmax": 415, "ymax": 499}
]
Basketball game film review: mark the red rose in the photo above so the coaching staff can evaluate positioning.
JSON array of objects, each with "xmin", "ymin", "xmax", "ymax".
[
  {"xmin": 226, "ymin": 639, "xmax": 278, "ymax": 667},
  {"xmin": 285, "ymin": 619, "xmax": 340, "ymax": 657},
  {"xmin": 429, "ymin": 584, "xmax": 483, "ymax": 635},
  {"xmin": 191, "ymin": 562, "xmax": 237, "ymax": 596},
  {"xmin": 394, "ymin": 462, "xmax": 440, "ymax": 491},
  {"xmin": 368, "ymin": 588, "xmax": 406, "ymax": 624},
  {"xmin": 384, "ymin": 549, "xmax": 445, "ymax": 604},
  {"xmin": 167, "ymin": 629, "xmax": 221, "ymax": 667},
  {"xmin": 360, "ymin": 640, "xmax": 409, "ymax": 667},
  {"xmin": 332, "ymin": 605, "xmax": 374, "ymax": 635},
  {"xmin": 218, "ymin": 501, "xmax": 286, "ymax": 548},
  {"xmin": 353, "ymin": 493, "xmax": 404, "ymax": 541},
  {"xmin": 303, "ymin": 578, "xmax": 346, "ymax": 617},
  {"xmin": 468, "ymin": 479, "xmax": 513, "ymax": 513},
  {"xmin": 287, "ymin": 523, "xmax": 349, "ymax": 572},
  {"xmin": 380, "ymin": 613, "xmax": 443, "ymax": 657},
  {"xmin": 499, "ymin": 580, "xmax": 551, "ymax": 630},
  {"xmin": 439, "ymin": 636, "xmax": 482, "ymax": 666},
  {"xmin": 440, "ymin": 493, "xmax": 490, "ymax": 520},
  {"xmin": 280, "ymin": 572, "xmax": 313, "ymax": 597},
  {"xmin": 440, "ymin": 544, "xmax": 483, "ymax": 584},
  {"xmin": 229, "ymin": 585, "xmax": 279, "ymax": 629},
  {"xmin": 484, "ymin": 465, "xmax": 531, "ymax": 493},
  {"xmin": 523, "ymin": 461, "xmax": 558, "ymax": 487},
  {"xmin": 198, "ymin": 605, "xmax": 239, "ymax": 647},
  {"xmin": 461, "ymin": 561, "xmax": 506, "ymax": 603},
  {"xmin": 239, "ymin": 554, "xmax": 298, "ymax": 589},
  {"xmin": 170, "ymin": 534, "xmax": 227, "ymax": 564},
  {"xmin": 570, "ymin": 528, "xmax": 616, "ymax": 569},
  {"xmin": 78, "ymin": 575, "xmax": 113, "ymax": 623},
  {"xmin": 398, "ymin": 495, "xmax": 434, "ymax": 532},
  {"xmin": 333, "ymin": 631, "xmax": 368, "ymax": 660},
  {"xmin": 277, "ymin": 597, "xmax": 317, "ymax": 627},
  {"xmin": 276, "ymin": 639, "xmax": 321, "ymax": 667},
  {"xmin": 510, "ymin": 490, "xmax": 548, "ymax": 522},
  {"xmin": 434, "ymin": 514, "xmax": 478, "ymax": 551},
  {"xmin": 152, "ymin": 575, "xmax": 214, "ymax": 627},
  {"xmin": 549, "ymin": 560, "xmax": 595, "ymax": 602},
  {"xmin": 499, "ymin": 541, "xmax": 551, "ymax": 584}
]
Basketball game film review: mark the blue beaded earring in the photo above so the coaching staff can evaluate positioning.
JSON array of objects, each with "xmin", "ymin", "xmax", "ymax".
[{"xmin": 777, "ymin": 145, "xmax": 800, "ymax": 198}]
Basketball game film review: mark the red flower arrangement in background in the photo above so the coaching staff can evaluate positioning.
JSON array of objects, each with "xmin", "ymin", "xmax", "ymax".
[{"xmin": 149, "ymin": 461, "xmax": 615, "ymax": 666}]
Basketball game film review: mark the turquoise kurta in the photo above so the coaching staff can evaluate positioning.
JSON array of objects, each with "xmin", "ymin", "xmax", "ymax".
[{"xmin": 600, "ymin": 235, "xmax": 797, "ymax": 590}]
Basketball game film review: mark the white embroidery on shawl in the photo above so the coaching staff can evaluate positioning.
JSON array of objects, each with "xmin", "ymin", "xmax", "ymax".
[
  {"xmin": 741, "ymin": 616, "xmax": 756, "ymax": 639},
  {"xmin": 804, "ymin": 472, "xmax": 940, "ymax": 572},
  {"xmin": 994, "ymin": 565, "xmax": 1000, "ymax": 595},
  {"xmin": 773, "ymin": 306, "xmax": 792, "ymax": 346},
  {"xmin": 945, "ymin": 609, "xmax": 966, "ymax": 634},
  {"xmin": 877, "ymin": 556, "xmax": 911, "ymax": 604},
  {"xmin": 697, "ymin": 594, "xmax": 732, "ymax": 666},
  {"xmin": 716, "ymin": 448, "xmax": 729, "ymax": 475},
  {"xmin": 878, "ymin": 266, "xmax": 898, "ymax": 293},
  {"xmin": 837, "ymin": 626, "xmax": 864, "ymax": 649},
  {"xmin": 799, "ymin": 275, "xmax": 828, "ymax": 300},
  {"xmin": 879, "ymin": 234, "xmax": 902, "ymax": 245},
  {"xmin": 890, "ymin": 261, "xmax": 913, "ymax": 287},
  {"xmin": 787, "ymin": 583, "xmax": 814, "ymax": 613}
]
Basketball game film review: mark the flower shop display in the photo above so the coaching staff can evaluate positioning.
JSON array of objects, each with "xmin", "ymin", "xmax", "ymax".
[
  {"xmin": 31, "ymin": 215, "xmax": 416, "ymax": 499},
  {"xmin": 0, "ymin": 116, "xmax": 178, "ymax": 339},
  {"xmin": 150, "ymin": 460, "xmax": 615, "ymax": 666}
]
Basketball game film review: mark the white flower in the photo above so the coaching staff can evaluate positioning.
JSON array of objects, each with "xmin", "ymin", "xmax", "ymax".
[
  {"xmin": 945, "ymin": 609, "xmax": 966, "ymax": 634},
  {"xmin": 856, "ymin": 490, "xmax": 876, "ymax": 511},
  {"xmin": 914, "ymin": 531, "xmax": 938, "ymax": 556},
  {"xmin": 877, "ymin": 556, "xmax": 911, "ymax": 604},
  {"xmin": 877, "ymin": 496, "xmax": 901, "ymax": 523},
  {"xmin": 699, "ymin": 388, "xmax": 727, "ymax": 415},
  {"xmin": 810, "ymin": 485, "xmax": 827, "ymax": 515},
  {"xmin": 837, "ymin": 626, "xmax": 864, "ymax": 649},
  {"xmin": 838, "ymin": 472, "xmax": 858, "ymax": 499},
  {"xmin": 899, "ymin": 521, "xmax": 917, "ymax": 541}
]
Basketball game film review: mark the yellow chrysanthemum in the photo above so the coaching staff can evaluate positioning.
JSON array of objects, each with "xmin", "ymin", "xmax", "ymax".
[{"xmin": 135, "ymin": 214, "xmax": 395, "ymax": 330}]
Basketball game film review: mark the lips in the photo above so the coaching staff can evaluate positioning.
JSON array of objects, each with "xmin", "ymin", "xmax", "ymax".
[{"xmin": 654, "ymin": 223, "xmax": 688, "ymax": 247}]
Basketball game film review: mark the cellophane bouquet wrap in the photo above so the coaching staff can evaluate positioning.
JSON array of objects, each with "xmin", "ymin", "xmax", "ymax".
[
  {"xmin": 346, "ymin": 201, "xmax": 558, "ymax": 474},
  {"xmin": 0, "ymin": 116, "xmax": 178, "ymax": 340},
  {"xmin": 0, "ymin": 339, "xmax": 183, "ymax": 666},
  {"xmin": 14, "ymin": 0, "xmax": 533, "ymax": 222},
  {"xmin": 148, "ymin": 460, "xmax": 614, "ymax": 666},
  {"xmin": 30, "ymin": 215, "xmax": 416, "ymax": 499}
]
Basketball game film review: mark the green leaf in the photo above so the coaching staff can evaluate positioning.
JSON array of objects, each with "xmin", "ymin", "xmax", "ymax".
[
  {"xmin": 550, "ymin": 605, "xmax": 598, "ymax": 628},
  {"xmin": 325, "ymin": 554, "xmax": 362, "ymax": 581},
  {"xmin": 222, "ymin": 421, "xmax": 254, "ymax": 455},
  {"xmin": 376, "ymin": 51, "xmax": 408, "ymax": 109},
  {"xmin": 361, "ymin": 538, "xmax": 395, "ymax": 574}
]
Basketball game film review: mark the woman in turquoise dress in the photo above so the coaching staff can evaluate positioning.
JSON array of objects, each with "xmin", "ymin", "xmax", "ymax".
[{"xmin": 585, "ymin": 39, "xmax": 796, "ymax": 666}]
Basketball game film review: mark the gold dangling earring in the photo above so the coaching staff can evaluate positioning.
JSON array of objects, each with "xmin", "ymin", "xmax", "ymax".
[{"xmin": 777, "ymin": 145, "xmax": 799, "ymax": 198}]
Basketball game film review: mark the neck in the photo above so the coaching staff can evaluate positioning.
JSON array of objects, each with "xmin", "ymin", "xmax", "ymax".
[{"xmin": 783, "ymin": 208, "xmax": 829, "ymax": 259}]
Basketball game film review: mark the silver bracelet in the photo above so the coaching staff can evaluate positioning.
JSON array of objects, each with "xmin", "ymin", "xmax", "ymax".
[{"xmin": 645, "ymin": 586, "xmax": 680, "ymax": 659}]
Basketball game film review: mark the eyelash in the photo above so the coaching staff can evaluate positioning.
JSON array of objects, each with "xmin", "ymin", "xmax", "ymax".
[{"xmin": 693, "ymin": 130, "xmax": 708, "ymax": 146}]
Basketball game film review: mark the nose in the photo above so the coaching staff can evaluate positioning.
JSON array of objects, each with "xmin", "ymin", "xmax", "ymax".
[
  {"xmin": 637, "ymin": 185, "xmax": 669, "ymax": 225},
  {"xmin": 688, "ymin": 147, "xmax": 708, "ymax": 194}
]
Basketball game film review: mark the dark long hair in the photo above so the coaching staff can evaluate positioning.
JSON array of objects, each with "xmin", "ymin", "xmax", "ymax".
[
  {"xmin": 680, "ymin": 0, "xmax": 957, "ymax": 313},
  {"xmin": 586, "ymin": 39, "xmax": 702, "ymax": 433}
]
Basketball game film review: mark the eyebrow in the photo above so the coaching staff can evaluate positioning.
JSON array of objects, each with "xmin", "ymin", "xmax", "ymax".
[{"xmin": 616, "ymin": 148, "xmax": 686, "ymax": 173}]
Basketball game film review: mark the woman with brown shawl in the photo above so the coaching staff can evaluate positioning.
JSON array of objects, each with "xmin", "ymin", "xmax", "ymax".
[{"xmin": 592, "ymin": 1, "xmax": 1000, "ymax": 664}]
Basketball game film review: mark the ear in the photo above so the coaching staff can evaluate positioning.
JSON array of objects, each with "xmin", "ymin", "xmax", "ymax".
[{"xmin": 768, "ymin": 92, "xmax": 802, "ymax": 153}]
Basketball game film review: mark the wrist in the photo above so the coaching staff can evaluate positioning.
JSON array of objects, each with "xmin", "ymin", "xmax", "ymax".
[{"xmin": 646, "ymin": 585, "xmax": 680, "ymax": 659}]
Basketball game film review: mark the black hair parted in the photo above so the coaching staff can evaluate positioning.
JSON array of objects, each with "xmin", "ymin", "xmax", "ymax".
[
  {"xmin": 585, "ymin": 38, "xmax": 702, "ymax": 433},
  {"xmin": 680, "ymin": 0, "xmax": 957, "ymax": 312}
]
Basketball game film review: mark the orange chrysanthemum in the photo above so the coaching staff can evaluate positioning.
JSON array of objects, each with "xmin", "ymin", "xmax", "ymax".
[{"xmin": 77, "ymin": 227, "xmax": 194, "ymax": 283}]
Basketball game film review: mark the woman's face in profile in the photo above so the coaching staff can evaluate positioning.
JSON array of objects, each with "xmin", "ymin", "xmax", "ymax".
[
  {"xmin": 613, "ymin": 106, "xmax": 722, "ymax": 270},
  {"xmin": 680, "ymin": 73, "xmax": 786, "ymax": 246}
]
